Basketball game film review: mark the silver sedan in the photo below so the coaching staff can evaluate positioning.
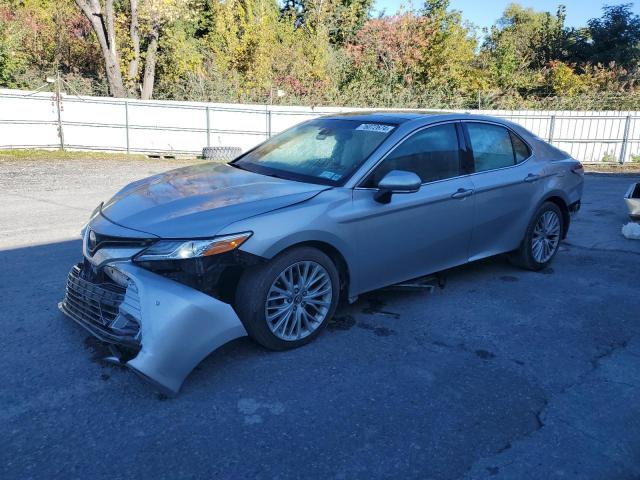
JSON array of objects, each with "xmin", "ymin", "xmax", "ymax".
[{"xmin": 60, "ymin": 112, "xmax": 584, "ymax": 394}]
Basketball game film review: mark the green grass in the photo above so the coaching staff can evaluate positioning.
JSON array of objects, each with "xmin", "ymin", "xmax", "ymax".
[
  {"xmin": 584, "ymin": 162, "xmax": 640, "ymax": 173},
  {"xmin": 0, "ymin": 149, "xmax": 153, "ymax": 161}
]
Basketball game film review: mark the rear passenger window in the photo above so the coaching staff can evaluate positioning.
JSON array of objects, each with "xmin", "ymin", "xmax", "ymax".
[
  {"xmin": 365, "ymin": 123, "xmax": 461, "ymax": 186},
  {"xmin": 510, "ymin": 132, "xmax": 531, "ymax": 163},
  {"xmin": 466, "ymin": 123, "xmax": 515, "ymax": 172}
]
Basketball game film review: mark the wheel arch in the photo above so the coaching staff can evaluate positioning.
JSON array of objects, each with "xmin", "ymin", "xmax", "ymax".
[
  {"xmin": 540, "ymin": 193, "xmax": 570, "ymax": 239},
  {"xmin": 274, "ymin": 240, "xmax": 352, "ymax": 301}
]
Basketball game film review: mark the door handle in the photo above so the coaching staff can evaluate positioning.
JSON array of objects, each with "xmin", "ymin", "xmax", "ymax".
[
  {"xmin": 524, "ymin": 173, "xmax": 541, "ymax": 183},
  {"xmin": 451, "ymin": 188, "xmax": 474, "ymax": 199}
]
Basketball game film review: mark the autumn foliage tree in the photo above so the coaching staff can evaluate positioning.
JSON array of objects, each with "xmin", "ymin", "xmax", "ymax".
[
  {"xmin": 1, "ymin": 0, "xmax": 639, "ymax": 108},
  {"xmin": 344, "ymin": 13, "xmax": 431, "ymax": 103},
  {"xmin": 74, "ymin": 0, "xmax": 191, "ymax": 98}
]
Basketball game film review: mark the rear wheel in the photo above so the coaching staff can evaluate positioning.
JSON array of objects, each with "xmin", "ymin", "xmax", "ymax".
[
  {"xmin": 509, "ymin": 202, "xmax": 563, "ymax": 271},
  {"xmin": 234, "ymin": 247, "xmax": 340, "ymax": 350}
]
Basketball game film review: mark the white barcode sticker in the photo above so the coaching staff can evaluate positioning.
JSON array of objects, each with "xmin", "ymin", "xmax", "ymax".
[{"xmin": 355, "ymin": 123, "xmax": 395, "ymax": 133}]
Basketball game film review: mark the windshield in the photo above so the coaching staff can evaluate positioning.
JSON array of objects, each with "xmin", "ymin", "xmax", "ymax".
[{"xmin": 233, "ymin": 118, "xmax": 397, "ymax": 185}]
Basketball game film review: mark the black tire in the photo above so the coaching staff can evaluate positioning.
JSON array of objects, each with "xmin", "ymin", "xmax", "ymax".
[
  {"xmin": 234, "ymin": 247, "xmax": 340, "ymax": 351},
  {"xmin": 509, "ymin": 201, "xmax": 564, "ymax": 271},
  {"xmin": 202, "ymin": 146, "xmax": 242, "ymax": 161}
]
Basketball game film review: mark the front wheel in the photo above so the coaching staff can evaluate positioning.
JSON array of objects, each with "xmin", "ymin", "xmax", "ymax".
[
  {"xmin": 509, "ymin": 202, "xmax": 563, "ymax": 271},
  {"xmin": 234, "ymin": 247, "xmax": 340, "ymax": 350}
]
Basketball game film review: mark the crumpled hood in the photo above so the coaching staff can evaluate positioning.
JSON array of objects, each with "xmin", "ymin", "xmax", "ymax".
[{"xmin": 100, "ymin": 163, "xmax": 328, "ymax": 238}]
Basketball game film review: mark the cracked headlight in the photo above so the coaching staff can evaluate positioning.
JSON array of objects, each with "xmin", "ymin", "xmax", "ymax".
[{"xmin": 134, "ymin": 232, "xmax": 252, "ymax": 262}]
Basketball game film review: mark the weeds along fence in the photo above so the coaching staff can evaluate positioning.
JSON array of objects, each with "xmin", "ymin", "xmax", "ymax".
[{"xmin": 1, "ymin": 88, "xmax": 639, "ymax": 163}]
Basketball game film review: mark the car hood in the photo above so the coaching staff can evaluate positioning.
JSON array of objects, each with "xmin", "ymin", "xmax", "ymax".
[{"xmin": 100, "ymin": 163, "xmax": 328, "ymax": 238}]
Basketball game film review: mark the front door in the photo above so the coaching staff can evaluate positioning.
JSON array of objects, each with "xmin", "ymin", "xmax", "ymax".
[{"xmin": 351, "ymin": 122, "xmax": 475, "ymax": 294}]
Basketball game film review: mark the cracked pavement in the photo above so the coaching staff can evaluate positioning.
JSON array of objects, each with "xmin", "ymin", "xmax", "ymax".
[{"xmin": 1, "ymin": 159, "xmax": 639, "ymax": 479}]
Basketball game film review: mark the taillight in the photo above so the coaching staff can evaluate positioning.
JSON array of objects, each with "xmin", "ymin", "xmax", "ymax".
[{"xmin": 571, "ymin": 162, "xmax": 584, "ymax": 174}]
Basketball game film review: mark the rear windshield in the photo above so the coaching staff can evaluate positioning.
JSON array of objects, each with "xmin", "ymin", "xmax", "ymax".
[{"xmin": 232, "ymin": 118, "xmax": 397, "ymax": 185}]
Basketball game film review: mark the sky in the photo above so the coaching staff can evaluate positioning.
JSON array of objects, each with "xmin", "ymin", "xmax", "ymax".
[{"xmin": 372, "ymin": 0, "xmax": 640, "ymax": 29}]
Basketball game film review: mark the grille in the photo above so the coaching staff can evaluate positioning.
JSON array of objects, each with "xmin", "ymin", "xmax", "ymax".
[
  {"xmin": 60, "ymin": 264, "xmax": 141, "ymax": 346},
  {"xmin": 86, "ymin": 231, "xmax": 152, "ymax": 257}
]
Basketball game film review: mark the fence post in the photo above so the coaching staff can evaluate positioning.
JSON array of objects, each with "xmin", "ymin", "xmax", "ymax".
[
  {"xmin": 124, "ymin": 100, "xmax": 130, "ymax": 154},
  {"xmin": 548, "ymin": 114, "xmax": 556, "ymax": 143},
  {"xmin": 54, "ymin": 71, "xmax": 64, "ymax": 150},
  {"xmin": 266, "ymin": 106, "xmax": 272, "ymax": 138},
  {"xmin": 206, "ymin": 106, "xmax": 211, "ymax": 147},
  {"xmin": 619, "ymin": 114, "xmax": 632, "ymax": 164}
]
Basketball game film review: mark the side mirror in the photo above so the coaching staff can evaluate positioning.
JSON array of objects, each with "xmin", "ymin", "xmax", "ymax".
[{"xmin": 374, "ymin": 170, "xmax": 421, "ymax": 203}]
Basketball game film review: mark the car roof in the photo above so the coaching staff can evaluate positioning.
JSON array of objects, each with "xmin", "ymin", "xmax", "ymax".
[
  {"xmin": 321, "ymin": 111, "xmax": 533, "ymax": 136},
  {"xmin": 321, "ymin": 110, "xmax": 443, "ymax": 124}
]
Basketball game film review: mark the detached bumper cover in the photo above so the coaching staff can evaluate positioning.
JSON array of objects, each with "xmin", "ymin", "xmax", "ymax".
[{"xmin": 59, "ymin": 261, "xmax": 247, "ymax": 395}]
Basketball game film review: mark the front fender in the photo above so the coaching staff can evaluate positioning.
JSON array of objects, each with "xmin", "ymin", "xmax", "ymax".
[
  {"xmin": 241, "ymin": 229, "xmax": 359, "ymax": 297},
  {"xmin": 221, "ymin": 188, "xmax": 361, "ymax": 296}
]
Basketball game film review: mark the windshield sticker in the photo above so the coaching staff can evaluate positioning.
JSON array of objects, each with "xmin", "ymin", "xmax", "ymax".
[
  {"xmin": 355, "ymin": 123, "xmax": 395, "ymax": 133},
  {"xmin": 319, "ymin": 171, "xmax": 342, "ymax": 181}
]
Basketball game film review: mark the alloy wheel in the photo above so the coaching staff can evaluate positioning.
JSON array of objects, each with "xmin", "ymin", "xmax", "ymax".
[
  {"xmin": 531, "ymin": 210, "xmax": 561, "ymax": 263},
  {"xmin": 265, "ymin": 261, "xmax": 333, "ymax": 341}
]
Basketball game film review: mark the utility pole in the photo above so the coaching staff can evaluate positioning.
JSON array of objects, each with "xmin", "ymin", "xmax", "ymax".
[{"xmin": 55, "ymin": 70, "xmax": 64, "ymax": 151}]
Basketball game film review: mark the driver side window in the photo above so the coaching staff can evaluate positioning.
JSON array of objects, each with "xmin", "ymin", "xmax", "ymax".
[{"xmin": 363, "ymin": 123, "xmax": 462, "ymax": 188}]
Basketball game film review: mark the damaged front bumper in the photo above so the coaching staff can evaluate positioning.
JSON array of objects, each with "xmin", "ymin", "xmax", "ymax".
[{"xmin": 59, "ymin": 258, "xmax": 247, "ymax": 395}]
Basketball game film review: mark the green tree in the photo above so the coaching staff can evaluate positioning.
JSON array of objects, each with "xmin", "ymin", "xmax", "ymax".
[
  {"xmin": 280, "ymin": 0, "xmax": 373, "ymax": 45},
  {"xmin": 205, "ymin": 0, "xmax": 280, "ymax": 96},
  {"xmin": 1, "ymin": 0, "xmax": 639, "ymax": 108},
  {"xmin": 325, "ymin": 0, "xmax": 374, "ymax": 45},
  {"xmin": 419, "ymin": 0, "xmax": 485, "ymax": 94},
  {"xmin": 74, "ymin": 0, "xmax": 195, "ymax": 98},
  {"xmin": 154, "ymin": 17, "xmax": 204, "ymax": 98},
  {"xmin": 0, "ymin": 0, "xmax": 103, "ymax": 91},
  {"xmin": 275, "ymin": 9, "xmax": 337, "ymax": 103},
  {"xmin": 0, "ymin": 9, "xmax": 27, "ymax": 87},
  {"xmin": 482, "ymin": 3, "xmax": 567, "ymax": 93},
  {"xmin": 545, "ymin": 60, "xmax": 586, "ymax": 96},
  {"xmin": 587, "ymin": 3, "xmax": 640, "ymax": 69}
]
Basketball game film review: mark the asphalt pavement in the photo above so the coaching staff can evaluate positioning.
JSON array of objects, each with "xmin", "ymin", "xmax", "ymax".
[{"xmin": 1, "ymin": 158, "xmax": 639, "ymax": 479}]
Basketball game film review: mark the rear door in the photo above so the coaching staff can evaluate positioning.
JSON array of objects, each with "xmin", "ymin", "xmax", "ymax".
[{"xmin": 463, "ymin": 121, "xmax": 544, "ymax": 260}]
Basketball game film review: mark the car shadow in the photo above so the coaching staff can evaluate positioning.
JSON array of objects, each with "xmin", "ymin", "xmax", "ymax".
[{"xmin": 0, "ymin": 238, "xmax": 522, "ymax": 396}]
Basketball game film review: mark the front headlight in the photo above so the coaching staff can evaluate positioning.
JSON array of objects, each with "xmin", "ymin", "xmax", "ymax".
[{"xmin": 134, "ymin": 232, "xmax": 252, "ymax": 262}]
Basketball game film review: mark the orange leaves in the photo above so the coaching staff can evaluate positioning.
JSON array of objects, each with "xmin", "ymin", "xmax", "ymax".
[{"xmin": 346, "ymin": 14, "xmax": 430, "ymax": 73}]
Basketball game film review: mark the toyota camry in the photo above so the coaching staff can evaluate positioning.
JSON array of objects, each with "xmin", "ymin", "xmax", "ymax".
[{"xmin": 59, "ymin": 112, "xmax": 584, "ymax": 394}]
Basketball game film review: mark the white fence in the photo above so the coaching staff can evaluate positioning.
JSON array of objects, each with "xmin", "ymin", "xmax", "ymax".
[{"xmin": 1, "ymin": 88, "xmax": 639, "ymax": 163}]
